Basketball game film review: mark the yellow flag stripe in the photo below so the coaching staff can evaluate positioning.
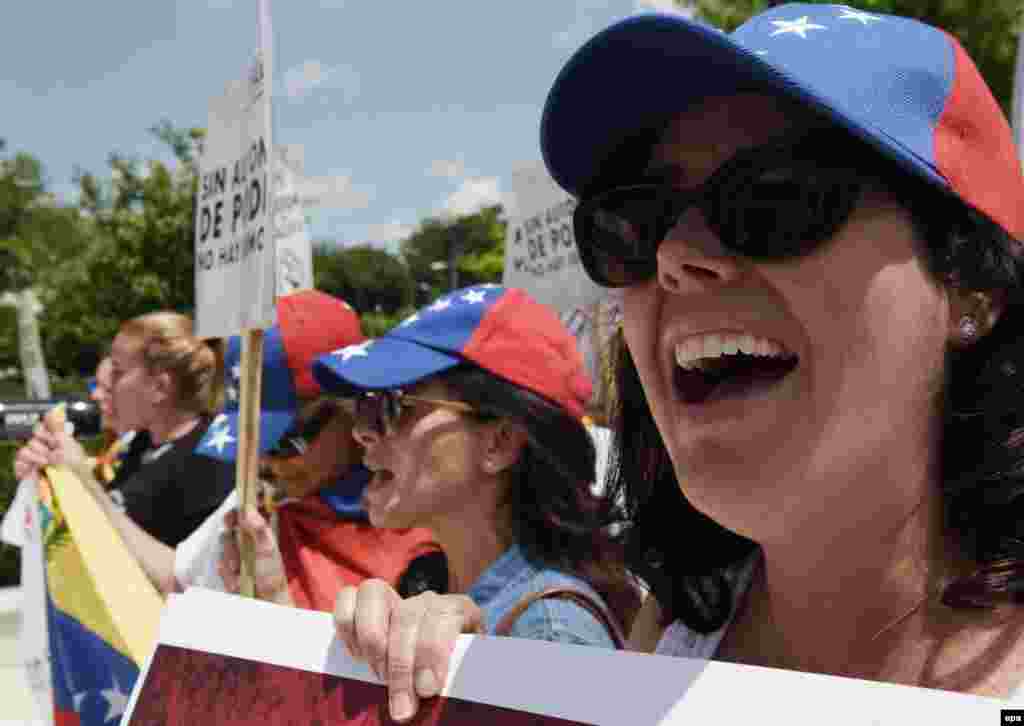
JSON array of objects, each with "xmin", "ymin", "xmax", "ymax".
[{"xmin": 45, "ymin": 465, "xmax": 163, "ymax": 665}]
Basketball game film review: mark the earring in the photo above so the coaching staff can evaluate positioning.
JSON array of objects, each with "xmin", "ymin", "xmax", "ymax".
[{"xmin": 958, "ymin": 314, "xmax": 979, "ymax": 343}]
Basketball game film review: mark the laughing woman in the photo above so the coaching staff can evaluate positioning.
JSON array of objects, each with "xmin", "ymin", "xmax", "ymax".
[
  {"xmin": 331, "ymin": 2, "xmax": 1024, "ymax": 716},
  {"xmin": 315, "ymin": 285, "xmax": 638, "ymax": 720}
]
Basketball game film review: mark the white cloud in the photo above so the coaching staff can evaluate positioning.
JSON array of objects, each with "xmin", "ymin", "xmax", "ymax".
[
  {"xmin": 635, "ymin": 0, "xmax": 696, "ymax": 16},
  {"xmin": 365, "ymin": 220, "xmax": 415, "ymax": 245},
  {"xmin": 295, "ymin": 173, "xmax": 373, "ymax": 212},
  {"xmin": 427, "ymin": 156, "xmax": 467, "ymax": 179},
  {"xmin": 283, "ymin": 59, "xmax": 361, "ymax": 102},
  {"xmin": 442, "ymin": 176, "xmax": 503, "ymax": 217}
]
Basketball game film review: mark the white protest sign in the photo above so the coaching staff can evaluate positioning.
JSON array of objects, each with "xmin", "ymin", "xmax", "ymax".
[
  {"xmin": 1, "ymin": 479, "xmax": 55, "ymax": 725},
  {"xmin": 271, "ymin": 145, "xmax": 313, "ymax": 296},
  {"xmin": 502, "ymin": 161, "xmax": 618, "ymax": 414},
  {"xmin": 122, "ymin": 587, "xmax": 1007, "ymax": 726},
  {"xmin": 194, "ymin": 44, "xmax": 275, "ymax": 338}
]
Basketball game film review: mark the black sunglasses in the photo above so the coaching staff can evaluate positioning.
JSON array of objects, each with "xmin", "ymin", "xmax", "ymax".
[
  {"xmin": 265, "ymin": 398, "xmax": 342, "ymax": 459},
  {"xmin": 573, "ymin": 128, "xmax": 870, "ymax": 288},
  {"xmin": 344, "ymin": 390, "xmax": 476, "ymax": 438}
]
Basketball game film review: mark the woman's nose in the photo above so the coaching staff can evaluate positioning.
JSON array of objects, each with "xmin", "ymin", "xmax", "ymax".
[{"xmin": 656, "ymin": 208, "xmax": 744, "ymax": 295}]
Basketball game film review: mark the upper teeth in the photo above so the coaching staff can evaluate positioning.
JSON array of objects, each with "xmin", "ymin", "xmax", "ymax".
[{"xmin": 674, "ymin": 333, "xmax": 791, "ymax": 370}]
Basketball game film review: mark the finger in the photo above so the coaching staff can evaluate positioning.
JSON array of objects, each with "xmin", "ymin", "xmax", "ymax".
[
  {"xmin": 352, "ymin": 580, "xmax": 400, "ymax": 681},
  {"xmin": 386, "ymin": 598, "xmax": 427, "ymax": 722},
  {"xmin": 218, "ymin": 530, "xmax": 241, "ymax": 593},
  {"xmin": 334, "ymin": 586, "xmax": 361, "ymax": 660},
  {"xmin": 241, "ymin": 509, "xmax": 287, "ymax": 599},
  {"xmin": 414, "ymin": 595, "xmax": 483, "ymax": 699},
  {"xmin": 223, "ymin": 508, "xmax": 239, "ymax": 530}
]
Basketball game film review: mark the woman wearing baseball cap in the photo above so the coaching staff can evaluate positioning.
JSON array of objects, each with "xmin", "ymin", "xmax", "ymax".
[
  {"xmin": 314, "ymin": 284, "xmax": 639, "ymax": 720},
  {"xmin": 331, "ymin": 2, "xmax": 1024, "ymax": 717}
]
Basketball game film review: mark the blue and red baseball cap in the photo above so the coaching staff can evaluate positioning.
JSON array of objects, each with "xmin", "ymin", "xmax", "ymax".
[
  {"xmin": 196, "ymin": 289, "xmax": 364, "ymax": 461},
  {"xmin": 541, "ymin": 3, "xmax": 1024, "ymax": 241},
  {"xmin": 312, "ymin": 284, "xmax": 594, "ymax": 420}
]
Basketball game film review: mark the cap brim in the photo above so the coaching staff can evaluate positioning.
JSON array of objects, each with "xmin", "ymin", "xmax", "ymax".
[
  {"xmin": 195, "ymin": 410, "xmax": 296, "ymax": 462},
  {"xmin": 313, "ymin": 336, "xmax": 461, "ymax": 396},
  {"xmin": 540, "ymin": 12, "xmax": 946, "ymax": 199}
]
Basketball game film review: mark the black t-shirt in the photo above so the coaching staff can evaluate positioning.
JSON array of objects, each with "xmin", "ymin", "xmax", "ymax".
[{"xmin": 108, "ymin": 417, "xmax": 235, "ymax": 547}]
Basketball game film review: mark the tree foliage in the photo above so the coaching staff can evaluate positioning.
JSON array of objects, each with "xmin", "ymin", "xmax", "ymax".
[
  {"xmin": 690, "ymin": 1, "xmax": 1021, "ymax": 116},
  {"xmin": 38, "ymin": 122, "xmax": 203, "ymax": 375},
  {"xmin": 313, "ymin": 243, "xmax": 413, "ymax": 315},
  {"xmin": 401, "ymin": 205, "xmax": 506, "ymax": 303}
]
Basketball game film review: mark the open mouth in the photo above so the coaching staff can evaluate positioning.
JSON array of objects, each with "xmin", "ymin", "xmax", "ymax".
[{"xmin": 673, "ymin": 333, "xmax": 799, "ymax": 405}]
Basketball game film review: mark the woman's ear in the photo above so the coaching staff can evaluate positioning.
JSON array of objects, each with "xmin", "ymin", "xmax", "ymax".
[
  {"xmin": 948, "ymin": 289, "xmax": 1005, "ymax": 347},
  {"xmin": 481, "ymin": 420, "xmax": 529, "ymax": 475},
  {"xmin": 151, "ymin": 370, "xmax": 176, "ymax": 405}
]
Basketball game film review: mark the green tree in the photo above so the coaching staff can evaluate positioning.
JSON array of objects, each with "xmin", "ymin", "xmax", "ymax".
[
  {"xmin": 313, "ymin": 242, "xmax": 414, "ymax": 315},
  {"xmin": 690, "ymin": 1, "xmax": 1021, "ymax": 115},
  {"xmin": 401, "ymin": 204, "xmax": 506, "ymax": 303},
  {"xmin": 39, "ymin": 122, "xmax": 204, "ymax": 375}
]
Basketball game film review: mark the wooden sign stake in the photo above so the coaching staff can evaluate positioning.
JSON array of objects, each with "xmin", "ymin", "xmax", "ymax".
[{"xmin": 235, "ymin": 327, "xmax": 265, "ymax": 598}]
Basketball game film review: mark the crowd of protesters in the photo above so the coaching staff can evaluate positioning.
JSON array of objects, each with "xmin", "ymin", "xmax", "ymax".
[{"xmin": 12, "ymin": 2, "xmax": 1024, "ymax": 722}]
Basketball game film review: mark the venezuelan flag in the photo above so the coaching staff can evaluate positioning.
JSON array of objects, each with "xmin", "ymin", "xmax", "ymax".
[{"xmin": 37, "ymin": 464, "xmax": 163, "ymax": 726}]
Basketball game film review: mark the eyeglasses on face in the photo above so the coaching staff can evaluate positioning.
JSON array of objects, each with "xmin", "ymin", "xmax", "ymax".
[
  {"xmin": 265, "ymin": 398, "xmax": 343, "ymax": 459},
  {"xmin": 343, "ymin": 389, "xmax": 477, "ymax": 438},
  {"xmin": 573, "ymin": 127, "xmax": 876, "ymax": 288}
]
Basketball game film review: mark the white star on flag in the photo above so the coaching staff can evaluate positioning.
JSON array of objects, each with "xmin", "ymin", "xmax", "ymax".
[
  {"xmin": 211, "ymin": 413, "xmax": 229, "ymax": 429},
  {"xmin": 335, "ymin": 340, "xmax": 372, "ymax": 361},
  {"xmin": 479, "ymin": 283, "xmax": 500, "ymax": 289},
  {"xmin": 231, "ymin": 364, "xmax": 241, "ymax": 381},
  {"xmin": 101, "ymin": 676, "xmax": 130, "ymax": 723},
  {"xmin": 837, "ymin": 7, "xmax": 882, "ymax": 25},
  {"xmin": 770, "ymin": 16, "xmax": 827, "ymax": 38},
  {"xmin": 205, "ymin": 426, "xmax": 236, "ymax": 453},
  {"xmin": 399, "ymin": 313, "xmax": 420, "ymax": 327},
  {"xmin": 461, "ymin": 289, "xmax": 487, "ymax": 304},
  {"xmin": 429, "ymin": 298, "xmax": 452, "ymax": 312}
]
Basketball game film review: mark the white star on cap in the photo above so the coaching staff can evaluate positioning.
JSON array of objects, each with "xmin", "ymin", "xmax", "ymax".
[
  {"xmin": 205, "ymin": 426, "xmax": 236, "ymax": 453},
  {"xmin": 461, "ymin": 289, "xmax": 487, "ymax": 304},
  {"xmin": 770, "ymin": 16, "xmax": 827, "ymax": 38},
  {"xmin": 101, "ymin": 676, "xmax": 130, "ymax": 723},
  {"xmin": 429, "ymin": 298, "xmax": 452, "ymax": 312},
  {"xmin": 399, "ymin": 313, "xmax": 420, "ymax": 327},
  {"xmin": 335, "ymin": 340, "xmax": 372, "ymax": 361},
  {"xmin": 837, "ymin": 7, "xmax": 882, "ymax": 25}
]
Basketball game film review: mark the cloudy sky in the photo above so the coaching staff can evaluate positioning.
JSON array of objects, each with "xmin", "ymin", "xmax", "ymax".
[{"xmin": 2, "ymin": 0, "xmax": 689, "ymax": 252}]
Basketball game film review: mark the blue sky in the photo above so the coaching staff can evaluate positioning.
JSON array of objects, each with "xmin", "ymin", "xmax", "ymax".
[{"xmin": 1, "ymin": 0, "xmax": 687, "ymax": 253}]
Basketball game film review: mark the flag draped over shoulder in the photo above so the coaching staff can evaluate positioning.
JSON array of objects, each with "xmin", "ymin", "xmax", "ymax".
[
  {"xmin": 38, "ymin": 464, "xmax": 163, "ymax": 726},
  {"xmin": 276, "ymin": 498, "xmax": 439, "ymax": 612}
]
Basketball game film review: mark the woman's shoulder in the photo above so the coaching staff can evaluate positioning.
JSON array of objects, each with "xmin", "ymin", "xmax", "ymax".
[{"xmin": 502, "ymin": 566, "xmax": 619, "ymax": 648}]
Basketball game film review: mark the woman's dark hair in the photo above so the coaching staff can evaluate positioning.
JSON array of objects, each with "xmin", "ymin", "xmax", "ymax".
[
  {"xmin": 604, "ymin": 141, "xmax": 1024, "ymax": 632},
  {"xmin": 440, "ymin": 365, "xmax": 641, "ymax": 632}
]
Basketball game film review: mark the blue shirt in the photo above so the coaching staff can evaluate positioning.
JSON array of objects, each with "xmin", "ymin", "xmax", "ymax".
[{"xmin": 466, "ymin": 545, "xmax": 617, "ymax": 649}]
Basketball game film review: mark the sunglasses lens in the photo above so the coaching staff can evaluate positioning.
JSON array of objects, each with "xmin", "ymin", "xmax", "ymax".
[
  {"xmin": 354, "ymin": 392, "xmax": 404, "ymax": 436},
  {"xmin": 575, "ymin": 187, "xmax": 667, "ymax": 287}
]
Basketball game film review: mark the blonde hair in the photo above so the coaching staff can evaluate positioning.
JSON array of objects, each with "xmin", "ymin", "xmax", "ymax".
[{"xmin": 119, "ymin": 312, "xmax": 224, "ymax": 415}]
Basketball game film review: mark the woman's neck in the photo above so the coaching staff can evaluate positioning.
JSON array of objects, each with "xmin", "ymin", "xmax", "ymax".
[
  {"xmin": 148, "ymin": 408, "xmax": 201, "ymax": 446},
  {"xmin": 431, "ymin": 493, "xmax": 514, "ymax": 594},
  {"xmin": 730, "ymin": 445, "xmax": 953, "ymax": 680}
]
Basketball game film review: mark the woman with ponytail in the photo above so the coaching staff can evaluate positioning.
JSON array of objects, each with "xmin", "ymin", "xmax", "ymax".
[{"xmin": 16, "ymin": 311, "xmax": 235, "ymax": 547}]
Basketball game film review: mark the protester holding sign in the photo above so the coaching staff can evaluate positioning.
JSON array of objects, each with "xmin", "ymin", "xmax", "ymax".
[
  {"xmin": 193, "ymin": 289, "xmax": 441, "ymax": 608},
  {"xmin": 314, "ymin": 284, "xmax": 638, "ymax": 721},
  {"xmin": 325, "ymin": 3, "xmax": 1024, "ymax": 716},
  {"xmin": 14, "ymin": 311, "xmax": 234, "ymax": 548}
]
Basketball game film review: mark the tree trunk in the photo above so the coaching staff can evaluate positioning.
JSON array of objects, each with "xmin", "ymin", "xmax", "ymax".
[{"xmin": 2, "ymin": 289, "xmax": 51, "ymax": 399}]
